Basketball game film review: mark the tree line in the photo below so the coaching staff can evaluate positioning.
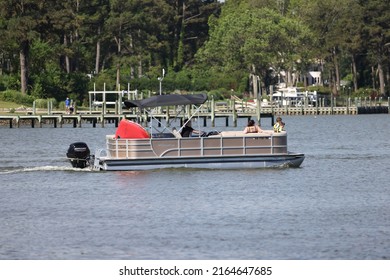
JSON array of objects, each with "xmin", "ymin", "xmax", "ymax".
[{"xmin": 0, "ymin": 0, "xmax": 389, "ymax": 106}]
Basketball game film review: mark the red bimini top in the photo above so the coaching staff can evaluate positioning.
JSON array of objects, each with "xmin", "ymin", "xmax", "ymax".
[{"xmin": 115, "ymin": 119, "xmax": 149, "ymax": 139}]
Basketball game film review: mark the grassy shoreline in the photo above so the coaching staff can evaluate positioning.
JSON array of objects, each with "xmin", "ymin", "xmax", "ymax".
[{"xmin": 0, "ymin": 100, "xmax": 22, "ymax": 109}]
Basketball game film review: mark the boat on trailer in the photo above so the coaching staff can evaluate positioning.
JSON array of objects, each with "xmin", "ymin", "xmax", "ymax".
[{"xmin": 66, "ymin": 93, "xmax": 304, "ymax": 171}]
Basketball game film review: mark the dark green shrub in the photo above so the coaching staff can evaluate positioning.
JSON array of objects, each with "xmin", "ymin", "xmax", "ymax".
[
  {"xmin": 0, "ymin": 90, "xmax": 34, "ymax": 106},
  {"xmin": 352, "ymin": 88, "xmax": 378, "ymax": 98},
  {"xmin": 208, "ymin": 88, "xmax": 228, "ymax": 100},
  {"xmin": 89, "ymin": 70, "xmax": 117, "ymax": 91},
  {"xmin": 34, "ymin": 98, "xmax": 58, "ymax": 109},
  {"xmin": 0, "ymin": 75, "xmax": 20, "ymax": 91},
  {"xmin": 308, "ymin": 85, "xmax": 331, "ymax": 95}
]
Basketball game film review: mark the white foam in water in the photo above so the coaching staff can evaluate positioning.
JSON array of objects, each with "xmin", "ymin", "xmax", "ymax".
[{"xmin": 0, "ymin": 165, "xmax": 92, "ymax": 174}]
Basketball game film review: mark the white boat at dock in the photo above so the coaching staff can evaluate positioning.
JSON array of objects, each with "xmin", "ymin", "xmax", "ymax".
[
  {"xmin": 271, "ymin": 87, "xmax": 317, "ymax": 107},
  {"xmin": 66, "ymin": 94, "xmax": 304, "ymax": 171}
]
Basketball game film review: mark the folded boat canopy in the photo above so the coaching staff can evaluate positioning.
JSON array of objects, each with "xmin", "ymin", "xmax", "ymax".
[
  {"xmin": 124, "ymin": 93, "xmax": 207, "ymax": 109},
  {"xmin": 115, "ymin": 119, "xmax": 150, "ymax": 139}
]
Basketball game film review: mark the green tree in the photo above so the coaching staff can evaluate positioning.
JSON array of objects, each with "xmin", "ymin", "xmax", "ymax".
[
  {"xmin": 292, "ymin": 0, "xmax": 347, "ymax": 95},
  {"xmin": 106, "ymin": 0, "xmax": 173, "ymax": 87},
  {"xmin": 195, "ymin": 1, "xmax": 311, "ymax": 97},
  {"xmin": 339, "ymin": 1, "xmax": 364, "ymax": 92},
  {"xmin": 0, "ymin": 0, "xmax": 49, "ymax": 94},
  {"xmin": 171, "ymin": 0, "xmax": 221, "ymax": 70},
  {"xmin": 360, "ymin": 0, "xmax": 390, "ymax": 95},
  {"xmin": 1, "ymin": 0, "xmax": 387, "ymax": 99},
  {"xmin": 79, "ymin": 0, "xmax": 111, "ymax": 75}
]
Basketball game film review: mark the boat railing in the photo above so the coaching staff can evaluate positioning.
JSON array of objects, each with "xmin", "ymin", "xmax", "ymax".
[
  {"xmin": 104, "ymin": 131, "xmax": 288, "ymax": 159},
  {"xmin": 159, "ymin": 137, "xmax": 286, "ymax": 157}
]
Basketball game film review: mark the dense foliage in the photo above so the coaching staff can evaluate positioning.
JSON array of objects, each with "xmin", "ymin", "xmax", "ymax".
[{"xmin": 0, "ymin": 0, "xmax": 389, "ymax": 105}]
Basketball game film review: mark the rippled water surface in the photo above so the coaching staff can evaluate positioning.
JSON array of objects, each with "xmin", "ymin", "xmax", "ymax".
[{"xmin": 1, "ymin": 115, "xmax": 389, "ymax": 259}]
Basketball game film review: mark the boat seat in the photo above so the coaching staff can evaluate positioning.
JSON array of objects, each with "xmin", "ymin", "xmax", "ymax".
[
  {"xmin": 152, "ymin": 133, "xmax": 175, "ymax": 138},
  {"xmin": 211, "ymin": 130, "xmax": 275, "ymax": 137}
]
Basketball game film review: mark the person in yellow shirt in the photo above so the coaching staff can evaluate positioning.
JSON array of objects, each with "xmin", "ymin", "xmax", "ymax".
[{"xmin": 273, "ymin": 117, "xmax": 285, "ymax": 132}]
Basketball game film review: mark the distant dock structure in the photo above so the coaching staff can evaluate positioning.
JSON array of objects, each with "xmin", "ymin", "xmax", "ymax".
[{"xmin": 1, "ymin": 87, "xmax": 389, "ymax": 129}]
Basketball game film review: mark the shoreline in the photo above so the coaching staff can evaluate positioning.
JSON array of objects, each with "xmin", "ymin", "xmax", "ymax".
[{"xmin": 1, "ymin": 108, "xmax": 389, "ymax": 129}]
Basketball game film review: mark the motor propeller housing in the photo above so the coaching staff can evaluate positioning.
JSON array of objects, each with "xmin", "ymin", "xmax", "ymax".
[{"xmin": 66, "ymin": 142, "xmax": 90, "ymax": 168}]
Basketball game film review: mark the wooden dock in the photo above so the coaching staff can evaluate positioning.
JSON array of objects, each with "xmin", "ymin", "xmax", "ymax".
[
  {"xmin": 0, "ymin": 112, "xmax": 274, "ymax": 129},
  {"xmin": 1, "ymin": 102, "xmax": 389, "ymax": 129}
]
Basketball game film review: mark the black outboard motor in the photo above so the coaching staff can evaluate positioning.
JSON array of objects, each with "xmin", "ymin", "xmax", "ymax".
[{"xmin": 66, "ymin": 142, "xmax": 91, "ymax": 168}]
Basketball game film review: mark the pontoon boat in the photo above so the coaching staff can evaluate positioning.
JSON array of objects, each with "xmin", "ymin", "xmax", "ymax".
[{"xmin": 66, "ymin": 94, "xmax": 304, "ymax": 171}]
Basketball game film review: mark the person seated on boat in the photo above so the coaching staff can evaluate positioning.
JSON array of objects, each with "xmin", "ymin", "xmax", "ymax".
[
  {"xmin": 273, "ymin": 117, "xmax": 285, "ymax": 133},
  {"xmin": 243, "ymin": 119, "xmax": 263, "ymax": 133},
  {"xmin": 180, "ymin": 119, "xmax": 203, "ymax": 137}
]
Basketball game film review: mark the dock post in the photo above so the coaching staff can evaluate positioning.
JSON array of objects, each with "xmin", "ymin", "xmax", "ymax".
[
  {"xmin": 118, "ymin": 93, "xmax": 122, "ymax": 115},
  {"xmin": 31, "ymin": 118, "xmax": 35, "ymax": 128},
  {"xmin": 285, "ymin": 101, "xmax": 288, "ymax": 115},
  {"xmin": 16, "ymin": 116, "xmax": 20, "ymax": 128},
  {"xmin": 232, "ymin": 100, "xmax": 237, "ymax": 127},
  {"xmin": 256, "ymin": 98, "xmax": 261, "ymax": 124},
  {"xmin": 53, "ymin": 117, "xmax": 57, "ymax": 128},
  {"xmin": 203, "ymin": 116, "xmax": 207, "ymax": 127},
  {"xmin": 211, "ymin": 97, "xmax": 215, "ymax": 127},
  {"xmin": 143, "ymin": 114, "xmax": 148, "ymax": 127},
  {"xmin": 165, "ymin": 107, "xmax": 170, "ymax": 126},
  {"xmin": 47, "ymin": 100, "xmax": 52, "ymax": 115},
  {"xmin": 186, "ymin": 105, "xmax": 191, "ymax": 120},
  {"xmin": 330, "ymin": 96, "xmax": 334, "ymax": 115},
  {"xmin": 9, "ymin": 118, "xmax": 13, "ymax": 128}
]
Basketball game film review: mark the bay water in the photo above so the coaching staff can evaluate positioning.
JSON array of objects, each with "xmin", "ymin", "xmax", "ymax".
[{"xmin": 0, "ymin": 115, "xmax": 389, "ymax": 259}]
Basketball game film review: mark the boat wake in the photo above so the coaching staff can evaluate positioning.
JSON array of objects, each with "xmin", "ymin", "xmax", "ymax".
[{"xmin": 0, "ymin": 165, "xmax": 93, "ymax": 175}]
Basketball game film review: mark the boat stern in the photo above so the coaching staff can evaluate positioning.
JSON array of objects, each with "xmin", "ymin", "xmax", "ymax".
[{"xmin": 66, "ymin": 142, "xmax": 91, "ymax": 169}]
